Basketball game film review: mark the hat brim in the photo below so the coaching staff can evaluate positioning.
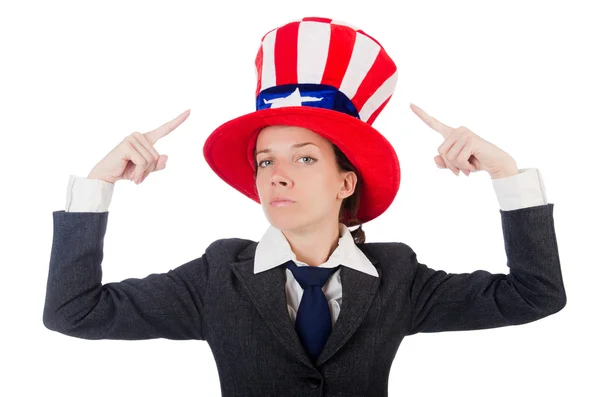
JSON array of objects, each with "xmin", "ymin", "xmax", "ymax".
[{"xmin": 203, "ymin": 106, "xmax": 401, "ymax": 224}]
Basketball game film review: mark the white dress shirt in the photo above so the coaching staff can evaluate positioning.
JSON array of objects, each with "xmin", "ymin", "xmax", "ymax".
[{"xmin": 64, "ymin": 167, "xmax": 548, "ymax": 328}]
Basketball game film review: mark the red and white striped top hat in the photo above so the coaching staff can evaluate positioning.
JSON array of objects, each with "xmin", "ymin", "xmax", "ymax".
[{"xmin": 203, "ymin": 16, "xmax": 401, "ymax": 224}]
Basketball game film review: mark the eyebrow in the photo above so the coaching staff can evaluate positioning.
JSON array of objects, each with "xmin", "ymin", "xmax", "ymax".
[{"xmin": 255, "ymin": 142, "xmax": 319, "ymax": 158}]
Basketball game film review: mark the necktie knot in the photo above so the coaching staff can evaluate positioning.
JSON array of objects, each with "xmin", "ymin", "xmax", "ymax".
[{"xmin": 284, "ymin": 260, "xmax": 339, "ymax": 289}]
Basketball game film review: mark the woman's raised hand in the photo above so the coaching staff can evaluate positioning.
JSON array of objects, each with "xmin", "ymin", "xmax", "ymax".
[{"xmin": 87, "ymin": 109, "xmax": 191, "ymax": 184}]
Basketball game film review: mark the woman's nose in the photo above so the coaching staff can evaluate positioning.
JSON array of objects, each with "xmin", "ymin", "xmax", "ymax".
[
  {"xmin": 271, "ymin": 174, "xmax": 289, "ymax": 186},
  {"xmin": 270, "ymin": 167, "xmax": 291, "ymax": 186}
]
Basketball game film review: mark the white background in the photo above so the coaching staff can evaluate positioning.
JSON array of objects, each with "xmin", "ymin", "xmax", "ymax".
[{"xmin": 1, "ymin": 0, "xmax": 597, "ymax": 396}]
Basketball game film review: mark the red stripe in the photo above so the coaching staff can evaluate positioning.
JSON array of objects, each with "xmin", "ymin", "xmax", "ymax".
[
  {"xmin": 256, "ymin": 27, "xmax": 277, "ymax": 97},
  {"xmin": 274, "ymin": 22, "xmax": 300, "ymax": 86},
  {"xmin": 366, "ymin": 96, "xmax": 391, "ymax": 125},
  {"xmin": 321, "ymin": 24, "xmax": 356, "ymax": 88},
  {"xmin": 255, "ymin": 45, "xmax": 264, "ymax": 97},
  {"xmin": 303, "ymin": 16, "xmax": 332, "ymax": 24},
  {"xmin": 352, "ymin": 46, "xmax": 397, "ymax": 111}
]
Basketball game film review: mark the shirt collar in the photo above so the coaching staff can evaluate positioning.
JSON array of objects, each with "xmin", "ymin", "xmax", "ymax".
[{"xmin": 254, "ymin": 222, "xmax": 379, "ymax": 277}]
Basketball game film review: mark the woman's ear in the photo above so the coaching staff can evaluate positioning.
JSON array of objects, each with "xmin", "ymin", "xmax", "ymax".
[{"xmin": 338, "ymin": 171, "xmax": 357, "ymax": 199}]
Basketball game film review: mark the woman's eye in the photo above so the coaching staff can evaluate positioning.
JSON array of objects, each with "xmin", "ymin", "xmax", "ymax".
[
  {"xmin": 299, "ymin": 156, "xmax": 315, "ymax": 164},
  {"xmin": 258, "ymin": 157, "xmax": 315, "ymax": 168}
]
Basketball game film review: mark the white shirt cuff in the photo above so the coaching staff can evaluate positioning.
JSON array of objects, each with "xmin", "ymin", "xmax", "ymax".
[
  {"xmin": 491, "ymin": 167, "xmax": 548, "ymax": 211},
  {"xmin": 65, "ymin": 174, "xmax": 114, "ymax": 212}
]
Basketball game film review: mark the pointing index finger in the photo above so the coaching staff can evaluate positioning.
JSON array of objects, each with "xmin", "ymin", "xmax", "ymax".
[
  {"xmin": 410, "ymin": 103, "xmax": 454, "ymax": 139},
  {"xmin": 144, "ymin": 109, "xmax": 191, "ymax": 144}
]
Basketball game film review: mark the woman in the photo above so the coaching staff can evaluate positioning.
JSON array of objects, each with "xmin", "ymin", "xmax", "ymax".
[{"xmin": 43, "ymin": 17, "xmax": 566, "ymax": 396}]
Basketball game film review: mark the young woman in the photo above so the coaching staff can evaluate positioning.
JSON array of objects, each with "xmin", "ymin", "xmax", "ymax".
[{"xmin": 43, "ymin": 17, "xmax": 566, "ymax": 396}]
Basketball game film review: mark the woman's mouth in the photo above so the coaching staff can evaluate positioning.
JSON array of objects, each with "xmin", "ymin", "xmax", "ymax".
[{"xmin": 270, "ymin": 200, "xmax": 295, "ymax": 207}]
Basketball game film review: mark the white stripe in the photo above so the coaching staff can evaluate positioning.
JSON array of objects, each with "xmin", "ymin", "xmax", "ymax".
[
  {"xmin": 331, "ymin": 19, "xmax": 358, "ymax": 30},
  {"xmin": 359, "ymin": 70, "xmax": 398, "ymax": 121},
  {"xmin": 297, "ymin": 21, "xmax": 331, "ymax": 84},
  {"xmin": 260, "ymin": 29, "xmax": 277, "ymax": 91},
  {"xmin": 338, "ymin": 33, "xmax": 381, "ymax": 99}
]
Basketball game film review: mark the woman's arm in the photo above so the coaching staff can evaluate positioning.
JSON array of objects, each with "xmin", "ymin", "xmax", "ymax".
[
  {"xmin": 407, "ymin": 203, "xmax": 566, "ymax": 335},
  {"xmin": 42, "ymin": 210, "xmax": 211, "ymax": 340}
]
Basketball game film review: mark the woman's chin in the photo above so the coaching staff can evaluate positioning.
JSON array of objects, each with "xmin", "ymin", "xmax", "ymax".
[
  {"xmin": 266, "ymin": 210, "xmax": 305, "ymax": 230},
  {"xmin": 268, "ymin": 215, "xmax": 296, "ymax": 229}
]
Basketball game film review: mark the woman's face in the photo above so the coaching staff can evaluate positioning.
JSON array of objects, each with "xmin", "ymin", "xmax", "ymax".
[{"xmin": 254, "ymin": 125, "xmax": 356, "ymax": 233}]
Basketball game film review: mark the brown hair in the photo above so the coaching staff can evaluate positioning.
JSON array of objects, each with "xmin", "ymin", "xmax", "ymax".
[
  {"xmin": 331, "ymin": 143, "xmax": 366, "ymax": 244},
  {"xmin": 253, "ymin": 139, "xmax": 366, "ymax": 245}
]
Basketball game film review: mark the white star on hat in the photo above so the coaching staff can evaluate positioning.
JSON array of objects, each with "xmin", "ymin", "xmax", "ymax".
[{"xmin": 263, "ymin": 87, "xmax": 323, "ymax": 109}]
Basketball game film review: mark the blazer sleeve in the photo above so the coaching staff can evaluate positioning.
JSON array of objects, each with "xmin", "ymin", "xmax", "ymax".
[
  {"xmin": 43, "ymin": 210, "xmax": 211, "ymax": 341},
  {"xmin": 407, "ymin": 203, "xmax": 566, "ymax": 335}
]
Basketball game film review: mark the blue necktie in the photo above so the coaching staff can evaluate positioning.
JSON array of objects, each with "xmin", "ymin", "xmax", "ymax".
[{"xmin": 284, "ymin": 260, "xmax": 341, "ymax": 363}]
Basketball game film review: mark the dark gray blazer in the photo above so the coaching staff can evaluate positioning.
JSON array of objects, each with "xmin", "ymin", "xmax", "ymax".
[{"xmin": 43, "ymin": 203, "xmax": 566, "ymax": 396}]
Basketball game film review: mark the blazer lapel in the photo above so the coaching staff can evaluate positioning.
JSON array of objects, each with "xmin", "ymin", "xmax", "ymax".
[
  {"xmin": 231, "ymin": 241, "xmax": 381, "ymax": 368},
  {"xmin": 316, "ymin": 263, "xmax": 381, "ymax": 366}
]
